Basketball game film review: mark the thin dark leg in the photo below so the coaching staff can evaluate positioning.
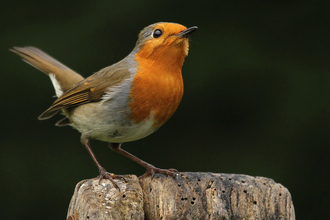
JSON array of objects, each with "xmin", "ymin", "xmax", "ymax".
[
  {"xmin": 81, "ymin": 134, "xmax": 125, "ymax": 188},
  {"xmin": 109, "ymin": 143, "xmax": 178, "ymax": 179}
]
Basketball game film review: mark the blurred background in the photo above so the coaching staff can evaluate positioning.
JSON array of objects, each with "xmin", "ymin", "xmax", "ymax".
[{"xmin": 1, "ymin": 0, "xmax": 329, "ymax": 219}]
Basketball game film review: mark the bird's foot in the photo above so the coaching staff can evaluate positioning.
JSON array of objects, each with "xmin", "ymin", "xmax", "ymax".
[
  {"xmin": 139, "ymin": 165, "xmax": 179, "ymax": 179},
  {"xmin": 97, "ymin": 166, "xmax": 126, "ymax": 189}
]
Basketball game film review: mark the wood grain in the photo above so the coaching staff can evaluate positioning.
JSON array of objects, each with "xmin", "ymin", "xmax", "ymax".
[{"xmin": 67, "ymin": 173, "xmax": 295, "ymax": 220}]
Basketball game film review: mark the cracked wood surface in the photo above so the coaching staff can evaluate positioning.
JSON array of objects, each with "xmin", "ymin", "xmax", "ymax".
[{"xmin": 67, "ymin": 172, "xmax": 295, "ymax": 220}]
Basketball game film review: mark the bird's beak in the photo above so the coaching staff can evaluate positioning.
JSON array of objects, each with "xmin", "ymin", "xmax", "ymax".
[{"xmin": 176, "ymin": 26, "xmax": 198, "ymax": 38}]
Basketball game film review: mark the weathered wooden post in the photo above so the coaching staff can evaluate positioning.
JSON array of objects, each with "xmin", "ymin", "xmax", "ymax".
[{"xmin": 67, "ymin": 173, "xmax": 295, "ymax": 219}]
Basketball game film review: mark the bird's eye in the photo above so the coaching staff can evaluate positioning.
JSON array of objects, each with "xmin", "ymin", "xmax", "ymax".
[{"xmin": 153, "ymin": 29, "xmax": 163, "ymax": 38}]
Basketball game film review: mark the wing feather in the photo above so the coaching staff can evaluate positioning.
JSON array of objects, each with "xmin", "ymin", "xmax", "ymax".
[{"xmin": 38, "ymin": 65, "xmax": 132, "ymax": 120}]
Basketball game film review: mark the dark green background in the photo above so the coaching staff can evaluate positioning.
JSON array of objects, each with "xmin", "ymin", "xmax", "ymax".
[{"xmin": 1, "ymin": 1, "xmax": 329, "ymax": 219}]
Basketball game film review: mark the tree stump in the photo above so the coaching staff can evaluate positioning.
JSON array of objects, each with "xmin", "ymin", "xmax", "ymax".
[{"xmin": 67, "ymin": 172, "xmax": 295, "ymax": 220}]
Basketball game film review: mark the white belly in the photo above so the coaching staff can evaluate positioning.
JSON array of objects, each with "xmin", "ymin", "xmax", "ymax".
[{"xmin": 68, "ymin": 101, "xmax": 157, "ymax": 143}]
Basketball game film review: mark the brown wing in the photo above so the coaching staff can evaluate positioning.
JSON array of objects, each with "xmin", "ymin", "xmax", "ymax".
[{"xmin": 38, "ymin": 65, "xmax": 131, "ymax": 120}]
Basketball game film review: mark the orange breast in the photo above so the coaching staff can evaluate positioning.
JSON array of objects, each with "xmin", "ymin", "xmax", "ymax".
[{"xmin": 128, "ymin": 54, "xmax": 184, "ymax": 127}]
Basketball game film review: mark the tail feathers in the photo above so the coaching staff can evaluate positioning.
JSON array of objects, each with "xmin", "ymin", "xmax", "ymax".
[
  {"xmin": 11, "ymin": 46, "xmax": 84, "ymax": 94},
  {"xmin": 55, "ymin": 117, "xmax": 72, "ymax": 127}
]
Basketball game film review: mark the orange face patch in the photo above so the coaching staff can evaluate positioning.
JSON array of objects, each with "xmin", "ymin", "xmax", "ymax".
[{"xmin": 128, "ymin": 23, "xmax": 191, "ymax": 127}]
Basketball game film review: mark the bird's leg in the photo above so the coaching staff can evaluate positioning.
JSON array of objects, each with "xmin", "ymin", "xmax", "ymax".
[
  {"xmin": 81, "ymin": 134, "xmax": 125, "ymax": 189},
  {"xmin": 109, "ymin": 143, "xmax": 179, "ymax": 179}
]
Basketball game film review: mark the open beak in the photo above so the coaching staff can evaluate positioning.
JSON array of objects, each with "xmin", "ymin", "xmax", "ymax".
[{"xmin": 176, "ymin": 26, "xmax": 198, "ymax": 38}]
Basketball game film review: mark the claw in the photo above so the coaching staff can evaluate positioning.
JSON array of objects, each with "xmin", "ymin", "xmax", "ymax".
[
  {"xmin": 98, "ymin": 167, "xmax": 125, "ymax": 190},
  {"xmin": 109, "ymin": 144, "xmax": 180, "ymax": 180},
  {"xmin": 168, "ymin": 168, "xmax": 180, "ymax": 179},
  {"xmin": 168, "ymin": 168, "xmax": 179, "ymax": 173},
  {"xmin": 139, "ymin": 165, "xmax": 180, "ymax": 179}
]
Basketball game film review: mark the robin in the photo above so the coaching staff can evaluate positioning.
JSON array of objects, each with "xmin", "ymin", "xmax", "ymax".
[{"xmin": 11, "ymin": 22, "xmax": 197, "ymax": 188}]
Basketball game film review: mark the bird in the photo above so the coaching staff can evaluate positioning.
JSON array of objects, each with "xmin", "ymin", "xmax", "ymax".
[{"xmin": 11, "ymin": 22, "xmax": 197, "ymax": 188}]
